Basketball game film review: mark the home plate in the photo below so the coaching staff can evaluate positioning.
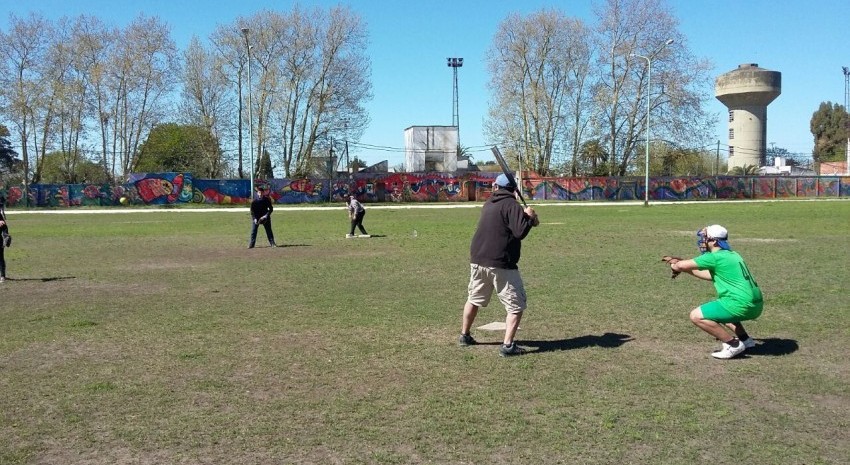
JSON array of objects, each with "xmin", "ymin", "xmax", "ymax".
[{"xmin": 477, "ymin": 321, "xmax": 506, "ymax": 331}]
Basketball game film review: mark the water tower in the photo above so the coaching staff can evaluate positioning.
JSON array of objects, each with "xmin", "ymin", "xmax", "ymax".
[{"xmin": 715, "ymin": 63, "xmax": 781, "ymax": 171}]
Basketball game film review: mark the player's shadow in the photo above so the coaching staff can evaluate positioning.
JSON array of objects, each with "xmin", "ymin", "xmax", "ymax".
[
  {"xmin": 742, "ymin": 337, "xmax": 798, "ymax": 356},
  {"xmin": 275, "ymin": 244, "xmax": 311, "ymax": 248},
  {"xmin": 522, "ymin": 332, "xmax": 634, "ymax": 354},
  {"xmin": 4, "ymin": 276, "xmax": 76, "ymax": 282}
]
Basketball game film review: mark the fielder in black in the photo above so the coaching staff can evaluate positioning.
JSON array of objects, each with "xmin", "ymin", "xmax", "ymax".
[
  {"xmin": 248, "ymin": 186, "xmax": 276, "ymax": 248},
  {"xmin": 0, "ymin": 195, "xmax": 10, "ymax": 282}
]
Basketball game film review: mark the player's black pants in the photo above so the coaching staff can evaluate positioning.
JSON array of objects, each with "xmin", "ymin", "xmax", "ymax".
[{"xmin": 349, "ymin": 211, "xmax": 367, "ymax": 235}]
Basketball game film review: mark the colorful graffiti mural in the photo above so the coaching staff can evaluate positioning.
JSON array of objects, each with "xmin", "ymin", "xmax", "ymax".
[{"xmin": 1, "ymin": 174, "xmax": 849, "ymax": 207}]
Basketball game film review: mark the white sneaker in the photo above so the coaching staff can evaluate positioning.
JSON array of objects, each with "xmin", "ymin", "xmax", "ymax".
[
  {"xmin": 345, "ymin": 234, "xmax": 354, "ymax": 238},
  {"xmin": 741, "ymin": 337, "xmax": 756, "ymax": 349},
  {"xmin": 711, "ymin": 340, "xmax": 746, "ymax": 359}
]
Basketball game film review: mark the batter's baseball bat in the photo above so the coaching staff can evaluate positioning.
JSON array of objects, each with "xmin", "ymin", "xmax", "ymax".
[{"xmin": 490, "ymin": 146, "xmax": 528, "ymax": 207}]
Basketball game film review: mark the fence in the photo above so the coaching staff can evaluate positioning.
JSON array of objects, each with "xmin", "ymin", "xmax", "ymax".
[{"xmin": 1, "ymin": 172, "xmax": 849, "ymax": 207}]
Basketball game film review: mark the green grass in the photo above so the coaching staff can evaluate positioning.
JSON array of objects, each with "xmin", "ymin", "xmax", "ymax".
[{"xmin": 1, "ymin": 200, "xmax": 849, "ymax": 464}]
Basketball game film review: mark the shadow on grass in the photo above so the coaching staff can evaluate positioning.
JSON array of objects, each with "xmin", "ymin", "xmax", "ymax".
[
  {"xmin": 521, "ymin": 332, "xmax": 634, "ymax": 354},
  {"xmin": 744, "ymin": 338, "xmax": 799, "ymax": 356},
  {"xmin": 276, "ymin": 244, "xmax": 311, "ymax": 248},
  {"xmin": 4, "ymin": 276, "xmax": 77, "ymax": 282}
]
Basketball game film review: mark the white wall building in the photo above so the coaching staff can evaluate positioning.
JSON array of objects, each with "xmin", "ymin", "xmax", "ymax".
[{"xmin": 404, "ymin": 126, "xmax": 458, "ymax": 172}]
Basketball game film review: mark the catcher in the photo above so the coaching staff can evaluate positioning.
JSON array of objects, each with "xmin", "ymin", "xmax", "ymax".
[
  {"xmin": 248, "ymin": 185, "xmax": 277, "ymax": 248},
  {"xmin": 663, "ymin": 224, "xmax": 763, "ymax": 359},
  {"xmin": 344, "ymin": 194, "xmax": 368, "ymax": 238}
]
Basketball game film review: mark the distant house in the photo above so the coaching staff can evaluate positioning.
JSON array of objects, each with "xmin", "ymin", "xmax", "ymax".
[
  {"xmin": 818, "ymin": 161, "xmax": 848, "ymax": 175},
  {"xmin": 757, "ymin": 157, "xmax": 816, "ymax": 176}
]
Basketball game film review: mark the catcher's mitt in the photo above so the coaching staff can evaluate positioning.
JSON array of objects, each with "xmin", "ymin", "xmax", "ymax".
[
  {"xmin": 256, "ymin": 215, "xmax": 268, "ymax": 225},
  {"xmin": 661, "ymin": 255, "xmax": 684, "ymax": 279}
]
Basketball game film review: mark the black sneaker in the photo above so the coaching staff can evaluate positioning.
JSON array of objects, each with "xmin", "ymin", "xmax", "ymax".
[
  {"xmin": 458, "ymin": 333, "xmax": 476, "ymax": 346},
  {"xmin": 499, "ymin": 342, "xmax": 525, "ymax": 357}
]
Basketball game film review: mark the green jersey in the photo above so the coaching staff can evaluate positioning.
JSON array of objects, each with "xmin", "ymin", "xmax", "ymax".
[{"xmin": 694, "ymin": 250, "xmax": 763, "ymax": 317}]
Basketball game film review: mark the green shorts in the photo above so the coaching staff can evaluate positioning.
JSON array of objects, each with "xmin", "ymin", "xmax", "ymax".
[{"xmin": 700, "ymin": 300, "xmax": 762, "ymax": 324}]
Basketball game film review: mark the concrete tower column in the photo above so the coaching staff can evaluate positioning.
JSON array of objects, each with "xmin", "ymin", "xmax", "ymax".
[{"xmin": 715, "ymin": 64, "xmax": 781, "ymax": 172}]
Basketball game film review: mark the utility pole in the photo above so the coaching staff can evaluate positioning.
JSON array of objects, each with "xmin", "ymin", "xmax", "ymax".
[
  {"xmin": 843, "ymin": 66, "xmax": 849, "ymax": 175},
  {"xmin": 329, "ymin": 137, "xmax": 335, "ymax": 202},
  {"xmin": 716, "ymin": 140, "xmax": 721, "ymax": 175},
  {"xmin": 241, "ymin": 27, "xmax": 255, "ymax": 197}
]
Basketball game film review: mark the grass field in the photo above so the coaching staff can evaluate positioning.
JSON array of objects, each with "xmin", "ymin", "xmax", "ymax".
[{"xmin": 1, "ymin": 200, "xmax": 849, "ymax": 464}]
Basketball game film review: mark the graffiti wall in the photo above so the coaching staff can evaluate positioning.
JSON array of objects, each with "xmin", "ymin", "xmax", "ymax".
[{"xmin": 1, "ymin": 174, "xmax": 849, "ymax": 207}]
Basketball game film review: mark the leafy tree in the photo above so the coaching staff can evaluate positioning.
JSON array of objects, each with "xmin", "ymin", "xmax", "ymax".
[
  {"xmin": 76, "ymin": 159, "xmax": 112, "ymax": 184},
  {"xmin": 39, "ymin": 151, "xmax": 110, "ymax": 184},
  {"xmin": 810, "ymin": 101, "xmax": 849, "ymax": 163},
  {"xmin": 652, "ymin": 145, "xmax": 714, "ymax": 176},
  {"xmin": 136, "ymin": 123, "xmax": 224, "ymax": 177},
  {"xmin": 0, "ymin": 124, "xmax": 21, "ymax": 181},
  {"xmin": 577, "ymin": 139, "xmax": 609, "ymax": 176},
  {"xmin": 350, "ymin": 156, "xmax": 366, "ymax": 172},
  {"xmin": 728, "ymin": 164, "xmax": 759, "ymax": 175},
  {"xmin": 256, "ymin": 148, "xmax": 274, "ymax": 179}
]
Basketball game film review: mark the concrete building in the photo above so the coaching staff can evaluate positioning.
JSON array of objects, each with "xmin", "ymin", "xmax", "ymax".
[
  {"xmin": 715, "ymin": 63, "xmax": 781, "ymax": 172},
  {"xmin": 403, "ymin": 126, "xmax": 459, "ymax": 172}
]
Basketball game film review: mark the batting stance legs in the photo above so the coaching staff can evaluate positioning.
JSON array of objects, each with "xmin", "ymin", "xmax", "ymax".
[{"xmin": 460, "ymin": 264, "xmax": 527, "ymax": 354}]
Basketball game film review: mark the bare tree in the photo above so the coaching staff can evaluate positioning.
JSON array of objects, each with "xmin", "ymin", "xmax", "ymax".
[
  {"xmin": 50, "ymin": 17, "xmax": 90, "ymax": 183},
  {"xmin": 209, "ymin": 25, "xmax": 248, "ymax": 179},
  {"xmin": 594, "ymin": 0, "xmax": 714, "ymax": 176},
  {"xmin": 0, "ymin": 13, "xmax": 53, "ymax": 187},
  {"xmin": 106, "ymin": 14, "xmax": 179, "ymax": 178},
  {"xmin": 71, "ymin": 15, "xmax": 117, "ymax": 181},
  {"xmin": 231, "ymin": 6, "xmax": 371, "ymax": 178},
  {"xmin": 485, "ymin": 10, "xmax": 592, "ymax": 176},
  {"xmin": 180, "ymin": 36, "xmax": 229, "ymax": 176},
  {"xmin": 285, "ymin": 5, "xmax": 371, "ymax": 177},
  {"xmin": 240, "ymin": 10, "xmax": 288, "ymax": 178}
]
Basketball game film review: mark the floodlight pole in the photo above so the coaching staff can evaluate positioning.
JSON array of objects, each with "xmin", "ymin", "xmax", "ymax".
[
  {"xmin": 447, "ymin": 57, "xmax": 463, "ymax": 154},
  {"xmin": 242, "ymin": 27, "xmax": 255, "ymax": 199},
  {"xmin": 632, "ymin": 39, "xmax": 673, "ymax": 207}
]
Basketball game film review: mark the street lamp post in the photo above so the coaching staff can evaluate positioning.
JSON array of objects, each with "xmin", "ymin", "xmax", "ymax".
[
  {"xmin": 632, "ymin": 39, "xmax": 673, "ymax": 206},
  {"xmin": 841, "ymin": 66, "xmax": 850, "ymax": 176},
  {"xmin": 241, "ymin": 27, "xmax": 255, "ymax": 199}
]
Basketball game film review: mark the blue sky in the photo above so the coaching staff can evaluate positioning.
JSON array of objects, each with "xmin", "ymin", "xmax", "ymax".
[{"xmin": 3, "ymin": 0, "xmax": 848, "ymax": 167}]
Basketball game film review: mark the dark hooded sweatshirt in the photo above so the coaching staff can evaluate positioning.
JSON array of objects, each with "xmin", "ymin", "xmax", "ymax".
[{"xmin": 469, "ymin": 188, "xmax": 535, "ymax": 269}]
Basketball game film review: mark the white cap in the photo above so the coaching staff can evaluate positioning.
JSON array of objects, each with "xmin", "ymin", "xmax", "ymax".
[{"xmin": 704, "ymin": 224, "xmax": 728, "ymax": 240}]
